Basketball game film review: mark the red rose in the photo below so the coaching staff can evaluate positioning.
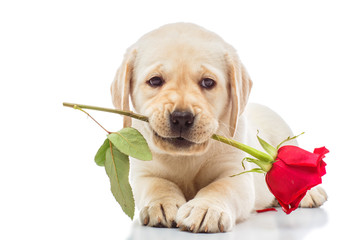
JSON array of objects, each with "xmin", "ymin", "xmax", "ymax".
[
  {"xmin": 265, "ymin": 146, "xmax": 328, "ymax": 214},
  {"xmin": 214, "ymin": 132, "xmax": 329, "ymax": 214}
]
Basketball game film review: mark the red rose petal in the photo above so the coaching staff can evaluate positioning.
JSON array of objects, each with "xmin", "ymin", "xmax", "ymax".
[
  {"xmin": 281, "ymin": 192, "xmax": 306, "ymax": 214},
  {"xmin": 313, "ymin": 146, "xmax": 330, "ymax": 156},
  {"xmin": 266, "ymin": 159, "xmax": 322, "ymax": 210},
  {"xmin": 277, "ymin": 146, "xmax": 320, "ymax": 167},
  {"xmin": 314, "ymin": 147, "xmax": 329, "ymax": 177},
  {"xmin": 319, "ymin": 160, "xmax": 327, "ymax": 177},
  {"xmin": 256, "ymin": 208, "xmax": 278, "ymax": 213}
]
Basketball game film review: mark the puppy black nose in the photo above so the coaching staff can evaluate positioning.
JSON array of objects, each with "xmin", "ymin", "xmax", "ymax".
[{"xmin": 170, "ymin": 111, "xmax": 194, "ymax": 129}]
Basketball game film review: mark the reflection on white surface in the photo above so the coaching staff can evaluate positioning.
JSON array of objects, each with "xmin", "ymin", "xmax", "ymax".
[{"xmin": 127, "ymin": 208, "xmax": 328, "ymax": 240}]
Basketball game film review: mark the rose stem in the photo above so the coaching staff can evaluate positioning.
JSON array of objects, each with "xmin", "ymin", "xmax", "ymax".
[
  {"xmin": 63, "ymin": 102, "xmax": 272, "ymax": 162},
  {"xmin": 63, "ymin": 102, "xmax": 149, "ymax": 122},
  {"xmin": 210, "ymin": 134, "xmax": 274, "ymax": 163}
]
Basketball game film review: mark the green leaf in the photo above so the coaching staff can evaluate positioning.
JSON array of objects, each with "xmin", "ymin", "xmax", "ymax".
[
  {"xmin": 105, "ymin": 144, "xmax": 135, "ymax": 220},
  {"xmin": 94, "ymin": 138, "xmax": 110, "ymax": 166},
  {"xmin": 257, "ymin": 131, "xmax": 277, "ymax": 159},
  {"xmin": 107, "ymin": 127, "xmax": 152, "ymax": 161}
]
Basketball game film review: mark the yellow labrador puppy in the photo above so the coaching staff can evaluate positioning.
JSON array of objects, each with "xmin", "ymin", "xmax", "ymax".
[{"xmin": 111, "ymin": 23, "xmax": 327, "ymax": 233}]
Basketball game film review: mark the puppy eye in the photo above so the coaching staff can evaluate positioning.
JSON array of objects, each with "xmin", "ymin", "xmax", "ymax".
[
  {"xmin": 200, "ymin": 78, "xmax": 216, "ymax": 89},
  {"xmin": 147, "ymin": 76, "xmax": 164, "ymax": 87}
]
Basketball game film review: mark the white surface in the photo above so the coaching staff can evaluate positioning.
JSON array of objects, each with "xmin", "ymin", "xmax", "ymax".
[
  {"xmin": 1, "ymin": 0, "xmax": 359, "ymax": 239},
  {"xmin": 128, "ymin": 207, "xmax": 334, "ymax": 240}
]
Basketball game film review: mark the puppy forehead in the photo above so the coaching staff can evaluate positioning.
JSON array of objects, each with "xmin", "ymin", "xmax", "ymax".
[
  {"xmin": 137, "ymin": 41, "xmax": 226, "ymax": 67},
  {"xmin": 134, "ymin": 44, "xmax": 227, "ymax": 85}
]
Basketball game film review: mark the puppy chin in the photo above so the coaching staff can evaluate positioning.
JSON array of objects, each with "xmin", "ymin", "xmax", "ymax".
[{"xmin": 150, "ymin": 132, "xmax": 211, "ymax": 156}]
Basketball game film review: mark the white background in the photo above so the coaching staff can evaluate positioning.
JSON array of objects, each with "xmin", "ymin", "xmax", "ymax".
[{"xmin": 1, "ymin": 0, "xmax": 359, "ymax": 239}]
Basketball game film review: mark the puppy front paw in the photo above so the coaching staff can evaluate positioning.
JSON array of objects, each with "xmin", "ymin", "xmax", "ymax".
[
  {"xmin": 300, "ymin": 186, "xmax": 328, "ymax": 208},
  {"xmin": 140, "ymin": 198, "xmax": 185, "ymax": 228},
  {"xmin": 176, "ymin": 198, "xmax": 234, "ymax": 233}
]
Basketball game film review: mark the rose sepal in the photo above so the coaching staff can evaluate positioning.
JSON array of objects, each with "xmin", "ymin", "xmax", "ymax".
[
  {"xmin": 257, "ymin": 131, "xmax": 277, "ymax": 159},
  {"xmin": 276, "ymin": 132, "xmax": 305, "ymax": 150},
  {"xmin": 241, "ymin": 157, "xmax": 273, "ymax": 172},
  {"xmin": 230, "ymin": 168, "xmax": 266, "ymax": 177}
]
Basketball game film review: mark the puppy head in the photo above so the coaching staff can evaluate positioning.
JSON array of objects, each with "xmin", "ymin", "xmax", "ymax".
[{"xmin": 111, "ymin": 23, "xmax": 252, "ymax": 155}]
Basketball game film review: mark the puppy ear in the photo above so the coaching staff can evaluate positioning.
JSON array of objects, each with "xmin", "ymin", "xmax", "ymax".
[
  {"xmin": 111, "ymin": 48, "xmax": 137, "ymax": 128},
  {"xmin": 226, "ymin": 53, "xmax": 253, "ymax": 137}
]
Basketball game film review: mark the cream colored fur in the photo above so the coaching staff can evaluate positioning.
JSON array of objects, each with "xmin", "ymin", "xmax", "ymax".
[{"xmin": 111, "ymin": 23, "xmax": 327, "ymax": 233}]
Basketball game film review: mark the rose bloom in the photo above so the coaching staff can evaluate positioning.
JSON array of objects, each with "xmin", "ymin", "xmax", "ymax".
[{"xmin": 265, "ymin": 146, "xmax": 328, "ymax": 214}]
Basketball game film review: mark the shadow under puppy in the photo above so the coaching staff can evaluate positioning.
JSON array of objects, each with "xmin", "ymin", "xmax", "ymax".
[{"xmin": 111, "ymin": 23, "xmax": 327, "ymax": 233}]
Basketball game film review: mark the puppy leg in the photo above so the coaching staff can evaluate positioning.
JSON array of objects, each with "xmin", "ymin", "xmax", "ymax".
[
  {"xmin": 300, "ymin": 186, "xmax": 328, "ymax": 208},
  {"xmin": 133, "ymin": 176, "xmax": 186, "ymax": 228},
  {"xmin": 176, "ymin": 173, "xmax": 255, "ymax": 233}
]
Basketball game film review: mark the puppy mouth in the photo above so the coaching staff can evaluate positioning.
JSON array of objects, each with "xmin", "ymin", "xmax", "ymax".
[{"xmin": 152, "ymin": 130, "xmax": 196, "ymax": 148}]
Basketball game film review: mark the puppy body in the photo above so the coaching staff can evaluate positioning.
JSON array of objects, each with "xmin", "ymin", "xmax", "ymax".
[
  {"xmin": 111, "ymin": 23, "xmax": 327, "ymax": 232},
  {"xmin": 130, "ymin": 104, "xmax": 294, "ymax": 230}
]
